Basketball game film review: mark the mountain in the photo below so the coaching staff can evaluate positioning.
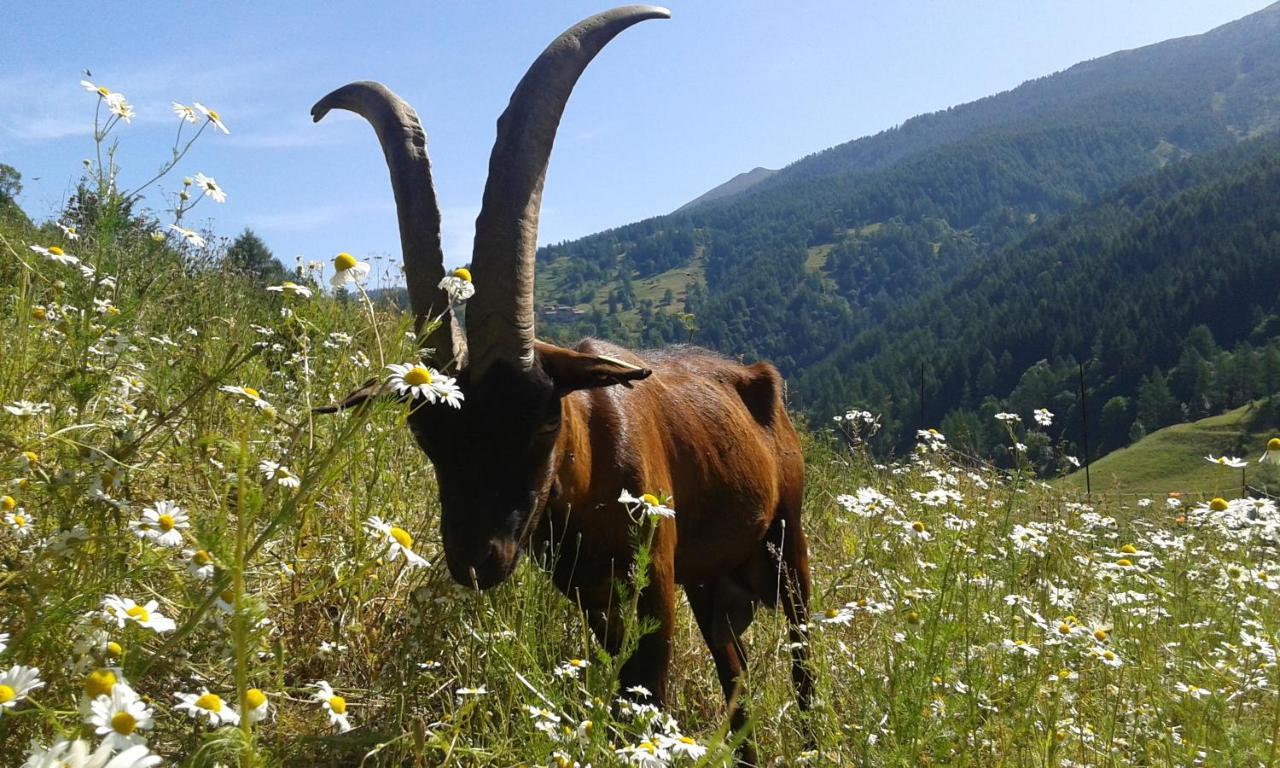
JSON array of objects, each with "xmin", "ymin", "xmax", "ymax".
[
  {"xmin": 795, "ymin": 134, "xmax": 1280, "ymax": 461},
  {"xmin": 531, "ymin": 3, "xmax": 1280, "ymax": 467},
  {"xmin": 673, "ymin": 166, "xmax": 777, "ymax": 214}
]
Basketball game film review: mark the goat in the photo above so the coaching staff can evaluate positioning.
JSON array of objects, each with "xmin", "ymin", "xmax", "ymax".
[{"xmin": 313, "ymin": 7, "xmax": 813, "ymax": 762}]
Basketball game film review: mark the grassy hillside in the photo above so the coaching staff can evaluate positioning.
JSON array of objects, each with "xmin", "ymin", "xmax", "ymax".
[
  {"xmin": 4, "ymin": 177, "xmax": 1280, "ymax": 765},
  {"xmin": 1061, "ymin": 402, "xmax": 1280, "ymax": 497}
]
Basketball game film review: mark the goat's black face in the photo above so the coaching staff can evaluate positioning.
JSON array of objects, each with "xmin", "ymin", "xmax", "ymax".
[{"xmin": 407, "ymin": 359, "xmax": 562, "ymax": 589}]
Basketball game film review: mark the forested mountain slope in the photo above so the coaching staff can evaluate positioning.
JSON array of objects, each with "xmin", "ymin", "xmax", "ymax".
[
  {"xmin": 794, "ymin": 134, "xmax": 1280, "ymax": 464},
  {"xmin": 530, "ymin": 3, "xmax": 1280, "ymax": 465}
]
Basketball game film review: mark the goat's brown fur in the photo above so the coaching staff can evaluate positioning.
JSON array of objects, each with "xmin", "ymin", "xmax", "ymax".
[{"xmin": 536, "ymin": 340, "xmax": 813, "ymax": 760}]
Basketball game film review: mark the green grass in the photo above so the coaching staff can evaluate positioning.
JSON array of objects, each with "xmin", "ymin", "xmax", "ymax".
[
  {"xmin": 1060, "ymin": 402, "xmax": 1280, "ymax": 498},
  {"xmin": 3, "ymin": 134, "xmax": 1280, "ymax": 766}
]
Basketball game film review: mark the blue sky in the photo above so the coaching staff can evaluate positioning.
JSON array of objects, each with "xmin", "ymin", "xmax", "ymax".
[{"xmin": 1, "ymin": 1, "xmax": 1269, "ymax": 283}]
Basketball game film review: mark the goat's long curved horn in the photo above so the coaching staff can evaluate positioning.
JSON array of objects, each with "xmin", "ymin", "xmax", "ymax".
[
  {"xmin": 312, "ymin": 81, "xmax": 463, "ymax": 368},
  {"xmin": 466, "ymin": 6, "xmax": 670, "ymax": 377}
]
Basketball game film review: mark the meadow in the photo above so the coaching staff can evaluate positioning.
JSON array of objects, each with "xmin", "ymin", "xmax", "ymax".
[{"xmin": 2, "ymin": 83, "xmax": 1280, "ymax": 768}]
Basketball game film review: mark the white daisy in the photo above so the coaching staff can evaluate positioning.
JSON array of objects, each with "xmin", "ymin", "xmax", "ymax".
[
  {"xmin": 384, "ymin": 363, "xmax": 463, "ymax": 408},
  {"xmin": 245, "ymin": 688, "xmax": 271, "ymax": 724},
  {"xmin": 1260, "ymin": 437, "xmax": 1280, "ymax": 465},
  {"xmin": 182, "ymin": 548, "xmax": 215, "ymax": 580},
  {"xmin": 330, "ymin": 252, "xmax": 371, "ymax": 288},
  {"xmin": 101, "ymin": 596, "xmax": 177, "ymax": 634},
  {"xmin": 29, "ymin": 244, "xmax": 80, "ymax": 266},
  {"xmin": 1205, "ymin": 454, "xmax": 1248, "ymax": 469},
  {"xmin": 994, "ymin": 412, "xmax": 1021, "ymax": 424},
  {"xmin": 193, "ymin": 172, "xmax": 226, "ymax": 203},
  {"xmin": 22, "ymin": 738, "xmax": 161, "ymax": 768},
  {"xmin": 56, "ymin": 222, "xmax": 80, "ymax": 240},
  {"xmin": 0, "ymin": 664, "xmax": 44, "ymax": 714},
  {"xmin": 171, "ymin": 102, "xmax": 198, "ymax": 124},
  {"xmin": 312, "ymin": 680, "xmax": 351, "ymax": 732},
  {"xmin": 616, "ymin": 740, "xmax": 669, "ymax": 767},
  {"xmin": 130, "ymin": 500, "xmax": 189, "ymax": 547},
  {"xmin": 81, "ymin": 79, "xmax": 113, "ymax": 98},
  {"xmin": 88, "ymin": 684, "xmax": 154, "ymax": 752},
  {"xmin": 259, "ymin": 460, "xmax": 301, "ymax": 489},
  {"xmin": 658, "ymin": 733, "xmax": 707, "ymax": 759},
  {"xmin": 364, "ymin": 517, "xmax": 429, "ymax": 567},
  {"xmin": 266, "ymin": 281, "xmax": 314, "ymax": 298},
  {"xmin": 175, "ymin": 689, "xmax": 239, "ymax": 726},
  {"xmin": 5, "ymin": 509, "xmax": 33, "ymax": 537},
  {"xmin": 618, "ymin": 490, "xmax": 675, "ymax": 519},
  {"xmin": 106, "ymin": 94, "xmax": 134, "ymax": 123},
  {"xmin": 1033, "ymin": 408, "xmax": 1054, "ymax": 427},
  {"xmin": 553, "ymin": 658, "xmax": 590, "ymax": 679},
  {"xmin": 168, "ymin": 224, "xmax": 206, "ymax": 248},
  {"xmin": 218, "ymin": 384, "xmax": 274, "ymax": 412},
  {"xmin": 438, "ymin": 267, "xmax": 475, "ymax": 303},
  {"xmin": 193, "ymin": 102, "xmax": 230, "ymax": 134}
]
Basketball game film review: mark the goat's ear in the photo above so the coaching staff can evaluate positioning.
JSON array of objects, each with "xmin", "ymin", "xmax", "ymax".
[
  {"xmin": 536, "ymin": 341, "xmax": 651, "ymax": 395},
  {"xmin": 313, "ymin": 377, "xmax": 392, "ymax": 414}
]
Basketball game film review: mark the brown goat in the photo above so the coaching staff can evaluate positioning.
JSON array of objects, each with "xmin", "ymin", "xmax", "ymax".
[{"xmin": 313, "ymin": 6, "xmax": 812, "ymax": 761}]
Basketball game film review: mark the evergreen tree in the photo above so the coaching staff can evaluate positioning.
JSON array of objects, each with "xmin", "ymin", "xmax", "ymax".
[{"xmin": 226, "ymin": 228, "xmax": 286, "ymax": 284}]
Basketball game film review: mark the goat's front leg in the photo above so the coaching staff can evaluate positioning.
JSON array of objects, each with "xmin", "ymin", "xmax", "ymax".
[
  {"xmin": 575, "ymin": 525, "xmax": 677, "ymax": 706},
  {"xmin": 619, "ymin": 528, "xmax": 676, "ymax": 704}
]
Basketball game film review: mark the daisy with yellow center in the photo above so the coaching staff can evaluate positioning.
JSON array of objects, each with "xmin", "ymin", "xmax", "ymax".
[
  {"xmin": 88, "ymin": 683, "xmax": 154, "ymax": 751},
  {"xmin": 183, "ymin": 548, "xmax": 216, "ymax": 580},
  {"xmin": 618, "ymin": 489, "xmax": 676, "ymax": 519},
  {"xmin": 312, "ymin": 680, "xmax": 351, "ymax": 732},
  {"xmin": 194, "ymin": 102, "xmax": 230, "ymax": 134},
  {"xmin": 176, "ymin": 689, "xmax": 240, "ymax": 726},
  {"xmin": 246, "ymin": 688, "xmax": 271, "ymax": 724},
  {"xmin": 554, "ymin": 658, "xmax": 592, "ymax": 678},
  {"xmin": 84, "ymin": 668, "xmax": 119, "ymax": 699},
  {"xmin": 364, "ymin": 516, "xmax": 429, "ymax": 567},
  {"xmin": 130, "ymin": 500, "xmax": 189, "ymax": 547},
  {"xmin": 171, "ymin": 102, "xmax": 198, "ymax": 123},
  {"xmin": 29, "ymin": 244, "xmax": 80, "ymax": 266},
  {"xmin": 1205, "ymin": 454, "xmax": 1247, "ymax": 468},
  {"xmin": 385, "ymin": 362, "xmax": 464, "ymax": 408},
  {"xmin": 660, "ymin": 733, "xmax": 708, "ymax": 759},
  {"xmin": 101, "ymin": 595, "xmax": 176, "ymax": 634},
  {"xmin": 0, "ymin": 664, "xmax": 44, "ymax": 714},
  {"xmin": 168, "ymin": 224, "xmax": 207, "ymax": 248},
  {"xmin": 5, "ymin": 509, "xmax": 32, "ymax": 537},
  {"xmin": 330, "ymin": 252, "xmax": 371, "ymax": 288},
  {"xmin": 218, "ymin": 384, "xmax": 275, "ymax": 413},
  {"xmin": 81, "ymin": 79, "xmax": 111, "ymax": 98},
  {"xmin": 192, "ymin": 172, "xmax": 227, "ymax": 203},
  {"xmin": 266, "ymin": 281, "xmax": 314, "ymax": 298},
  {"xmin": 1260, "ymin": 437, "xmax": 1280, "ymax": 465},
  {"xmin": 438, "ymin": 267, "xmax": 476, "ymax": 303}
]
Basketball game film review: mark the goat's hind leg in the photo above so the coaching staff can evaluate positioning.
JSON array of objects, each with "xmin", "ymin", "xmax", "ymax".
[
  {"xmin": 687, "ymin": 578, "xmax": 759, "ymax": 767},
  {"xmin": 758, "ymin": 505, "xmax": 816, "ymax": 712}
]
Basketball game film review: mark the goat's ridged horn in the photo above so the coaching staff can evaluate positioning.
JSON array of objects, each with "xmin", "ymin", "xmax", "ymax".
[
  {"xmin": 312, "ymin": 81, "xmax": 463, "ymax": 368},
  {"xmin": 467, "ymin": 6, "xmax": 670, "ymax": 377}
]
